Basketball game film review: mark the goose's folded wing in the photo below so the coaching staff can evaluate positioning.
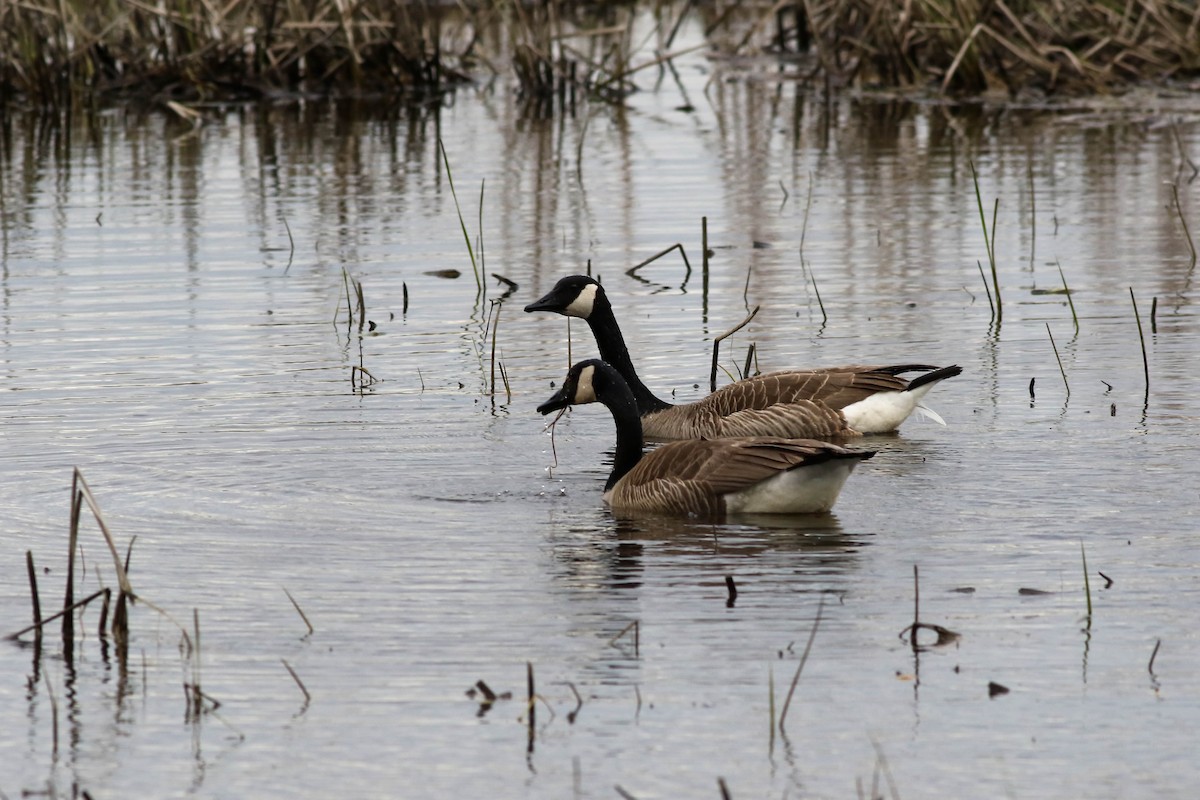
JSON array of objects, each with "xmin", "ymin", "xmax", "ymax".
[
  {"xmin": 705, "ymin": 371, "xmax": 911, "ymax": 412},
  {"xmin": 707, "ymin": 400, "xmax": 849, "ymax": 438},
  {"xmin": 630, "ymin": 439, "xmax": 853, "ymax": 495}
]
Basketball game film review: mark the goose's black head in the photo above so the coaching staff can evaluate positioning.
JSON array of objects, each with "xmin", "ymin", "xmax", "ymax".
[
  {"xmin": 524, "ymin": 275, "xmax": 603, "ymax": 320},
  {"xmin": 537, "ymin": 359, "xmax": 606, "ymax": 415}
]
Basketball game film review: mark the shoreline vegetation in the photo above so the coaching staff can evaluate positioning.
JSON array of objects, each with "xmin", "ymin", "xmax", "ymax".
[{"xmin": 2, "ymin": 1, "xmax": 1199, "ymax": 111}]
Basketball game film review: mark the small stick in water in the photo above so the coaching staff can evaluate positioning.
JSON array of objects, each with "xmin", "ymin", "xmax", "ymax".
[{"xmin": 725, "ymin": 575, "xmax": 738, "ymax": 608}]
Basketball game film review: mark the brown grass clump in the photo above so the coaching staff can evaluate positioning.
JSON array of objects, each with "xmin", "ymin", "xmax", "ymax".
[
  {"xmin": 0, "ymin": 0, "xmax": 481, "ymax": 107},
  {"xmin": 793, "ymin": 0, "xmax": 1200, "ymax": 96}
]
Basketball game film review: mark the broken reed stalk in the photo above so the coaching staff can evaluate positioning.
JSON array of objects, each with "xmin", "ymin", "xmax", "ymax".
[
  {"xmin": 64, "ymin": 478, "xmax": 82, "ymax": 652},
  {"xmin": 438, "ymin": 138, "xmax": 482, "ymax": 294},
  {"xmin": 283, "ymin": 588, "xmax": 314, "ymax": 636},
  {"xmin": 8, "ymin": 588, "xmax": 107, "ymax": 641},
  {"xmin": 44, "ymin": 671, "xmax": 60, "ymax": 758},
  {"xmin": 98, "ymin": 587, "xmax": 111, "ymax": 639},
  {"xmin": 1080, "ymin": 540, "xmax": 1093, "ymax": 627},
  {"xmin": 339, "ymin": 268, "xmax": 354, "ymax": 326},
  {"xmin": 489, "ymin": 300, "xmax": 502, "ymax": 399},
  {"xmin": 1148, "ymin": 639, "xmax": 1162, "ymax": 674},
  {"xmin": 710, "ymin": 305, "xmax": 760, "ymax": 393},
  {"xmin": 970, "ymin": 161, "xmax": 1002, "ymax": 323},
  {"xmin": 282, "ymin": 659, "xmax": 312, "ymax": 704},
  {"xmin": 741, "ymin": 343, "xmax": 756, "ymax": 381},
  {"xmin": 977, "ymin": 261, "xmax": 995, "ymax": 321},
  {"xmin": 1172, "ymin": 183, "xmax": 1197, "ymax": 268},
  {"xmin": 526, "ymin": 661, "xmax": 536, "ymax": 754},
  {"xmin": 498, "ymin": 361, "xmax": 512, "ymax": 403},
  {"xmin": 1057, "ymin": 261, "xmax": 1079, "ymax": 333},
  {"xmin": 1046, "ymin": 323, "xmax": 1069, "ymax": 397},
  {"xmin": 355, "ymin": 278, "xmax": 366, "ymax": 333},
  {"xmin": 477, "ymin": 178, "xmax": 486, "ymax": 274},
  {"xmin": 70, "ymin": 469, "xmax": 134, "ymax": 640},
  {"xmin": 626, "ymin": 242, "xmax": 693, "ymax": 283},
  {"xmin": 282, "ymin": 214, "xmax": 295, "ymax": 272},
  {"xmin": 1129, "ymin": 288, "xmax": 1150, "ymax": 402},
  {"xmin": 1151, "ymin": 297, "xmax": 1158, "ymax": 334},
  {"xmin": 768, "ymin": 664, "xmax": 776, "ymax": 753},
  {"xmin": 26, "ymin": 550, "xmax": 42, "ymax": 646},
  {"xmin": 778, "ymin": 596, "xmax": 824, "ymax": 735},
  {"xmin": 607, "ymin": 619, "xmax": 640, "ymax": 655},
  {"xmin": 800, "ymin": 175, "xmax": 814, "ymax": 255},
  {"xmin": 809, "ymin": 266, "xmax": 827, "ymax": 325},
  {"xmin": 190, "ymin": 608, "xmax": 203, "ymax": 718}
]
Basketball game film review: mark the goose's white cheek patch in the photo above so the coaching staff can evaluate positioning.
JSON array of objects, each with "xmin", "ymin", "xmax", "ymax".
[
  {"xmin": 563, "ymin": 283, "xmax": 598, "ymax": 318},
  {"xmin": 574, "ymin": 364, "xmax": 598, "ymax": 404}
]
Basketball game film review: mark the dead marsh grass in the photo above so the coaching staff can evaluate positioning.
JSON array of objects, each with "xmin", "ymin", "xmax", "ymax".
[{"xmin": 3, "ymin": 1, "xmax": 1198, "ymax": 110}]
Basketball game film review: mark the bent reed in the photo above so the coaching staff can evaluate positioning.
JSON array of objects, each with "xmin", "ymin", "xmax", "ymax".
[{"xmin": 3, "ymin": 1, "xmax": 1198, "ymax": 108}]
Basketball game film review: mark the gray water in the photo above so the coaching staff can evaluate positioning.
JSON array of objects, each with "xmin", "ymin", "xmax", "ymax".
[{"xmin": 2, "ymin": 23, "xmax": 1199, "ymax": 800}]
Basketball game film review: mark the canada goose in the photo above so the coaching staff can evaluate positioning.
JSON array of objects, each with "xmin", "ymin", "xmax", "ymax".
[
  {"xmin": 526, "ymin": 275, "xmax": 961, "ymax": 440},
  {"xmin": 537, "ymin": 359, "xmax": 875, "ymax": 516}
]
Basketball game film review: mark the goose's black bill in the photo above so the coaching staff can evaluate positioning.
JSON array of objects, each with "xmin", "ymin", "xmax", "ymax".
[
  {"xmin": 524, "ymin": 287, "xmax": 569, "ymax": 313},
  {"xmin": 537, "ymin": 386, "xmax": 572, "ymax": 415}
]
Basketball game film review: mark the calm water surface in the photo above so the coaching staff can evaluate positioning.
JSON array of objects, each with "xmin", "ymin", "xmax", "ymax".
[{"xmin": 2, "ymin": 22, "xmax": 1199, "ymax": 799}]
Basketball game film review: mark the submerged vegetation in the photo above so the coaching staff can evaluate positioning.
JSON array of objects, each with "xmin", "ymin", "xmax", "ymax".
[{"xmin": 2, "ymin": 0, "xmax": 1198, "ymax": 109}]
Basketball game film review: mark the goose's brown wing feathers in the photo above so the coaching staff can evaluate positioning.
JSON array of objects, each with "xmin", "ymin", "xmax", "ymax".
[
  {"xmin": 734, "ymin": 370, "xmax": 914, "ymax": 410},
  {"xmin": 609, "ymin": 438, "xmax": 868, "ymax": 515}
]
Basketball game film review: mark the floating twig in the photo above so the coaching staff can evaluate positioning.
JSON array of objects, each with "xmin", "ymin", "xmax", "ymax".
[
  {"xmin": 899, "ymin": 565, "xmax": 960, "ymax": 650},
  {"xmin": 626, "ymin": 242, "xmax": 692, "ymax": 284}
]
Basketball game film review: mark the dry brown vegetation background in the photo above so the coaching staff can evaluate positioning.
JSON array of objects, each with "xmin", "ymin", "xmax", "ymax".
[{"xmin": 1, "ymin": 0, "xmax": 1198, "ymax": 108}]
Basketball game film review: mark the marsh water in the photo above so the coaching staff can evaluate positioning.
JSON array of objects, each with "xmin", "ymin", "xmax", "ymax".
[{"xmin": 3, "ymin": 25, "xmax": 1200, "ymax": 800}]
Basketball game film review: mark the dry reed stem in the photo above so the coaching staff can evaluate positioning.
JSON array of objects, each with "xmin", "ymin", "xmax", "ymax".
[
  {"xmin": 25, "ymin": 550, "xmax": 42, "ymax": 645},
  {"xmin": 1130, "ymin": 287, "xmax": 1150, "ymax": 402},
  {"xmin": 778, "ymin": 595, "xmax": 824, "ymax": 735},
  {"xmin": 710, "ymin": 305, "xmax": 760, "ymax": 392},
  {"xmin": 283, "ymin": 587, "xmax": 314, "ymax": 636},
  {"xmin": 7, "ymin": 588, "xmax": 107, "ymax": 641},
  {"xmin": 282, "ymin": 659, "xmax": 312, "ymax": 704}
]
